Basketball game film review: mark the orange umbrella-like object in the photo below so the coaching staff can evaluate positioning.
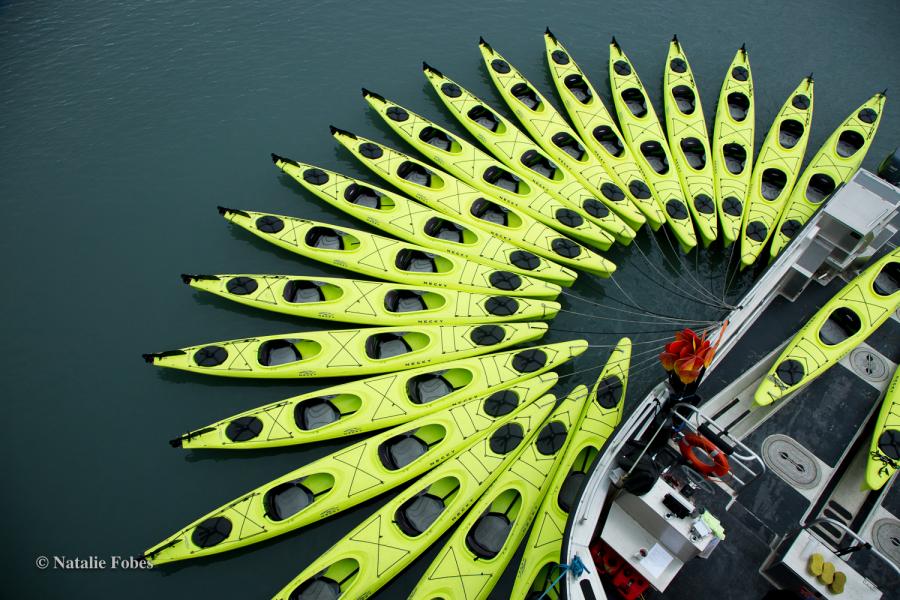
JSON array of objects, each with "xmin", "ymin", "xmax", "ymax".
[{"xmin": 659, "ymin": 324, "xmax": 727, "ymax": 385}]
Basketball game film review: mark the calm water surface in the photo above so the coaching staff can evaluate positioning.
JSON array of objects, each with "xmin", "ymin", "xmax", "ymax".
[{"xmin": 2, "ymin": 0, "xmax": 899, "ymax": 597}]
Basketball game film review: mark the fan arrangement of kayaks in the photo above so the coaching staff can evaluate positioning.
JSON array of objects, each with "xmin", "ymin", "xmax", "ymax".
[
  {"xmin": 754, "ymin": 247, "xmax": 900, "ymax": 406},
  {"xmin": 141, "ymin": 28, "xmax": 890, "ymax": 600}
]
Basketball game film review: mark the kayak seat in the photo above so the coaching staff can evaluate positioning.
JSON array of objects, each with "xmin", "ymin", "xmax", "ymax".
[
  {"xmin": 378, "ymin": 432, "xmax": 429, "ymax": 470},
  {"xmin": 424, "ymin": 217, "xmax": 464, "ymax": 243},
  {"xmin": 406, "ymin": 372, "xmax": 454, "ymax": 405},
  {"xmin": 384, "ymin": 289, "xmax": 427, "ymax": 313},
  {"xmin": 193, "ymin": 345, "xmax": 228, "ymax": 367},
  {"xmin": 836, "ymin": 130, "xmax": 865, "ymax": 158},
  {"xmin": 226, "ymin": 276, "xmax": 258, "ymax": 295},
  {"xmin": 397, "ymin": 161, "xmax": 432, "ymax": 187},
  {"xmin": 395, "ymin": 492, "xmax": 446, "ymax": 536},
  {"xmin": 873, "ymin": 262, "xmax": 900, "ymax": 296},
  {"xmin": 258, "ymin": 339, "xmax": 303, "ymax": 366},
  {"xmin": 510, "ymin": 82, "xmax": 542, "ymax": 111},
  {"xmin": 283, "ymin": 280, "xmax": 326, "ymax": 304},
  {"xmin": 640, "ymin": 141, "xmax": 669, "ymax": 174},
  {"xmin": 225, "ymin": 416, "xmax": 263, "ymax": 442},
  {"xmin": 466, "ymin": 510, "xmax": 513, "ymax": 559},
  {"xmin": 470, "ymin": 198, "xmax": 509, "ymax": 226},
  {"xmin": 558, "ymin": 470, "xmax": 586, "ymax": 513},
  {"xmin": 805, "ymin": 173, "xmax": 836, "ymax": 204},
  {"xmin": 680, "ymin": 137, "xmax": 706, "ymax": 169},
  {"xmin": 727, "ymin": 92, "xmax": 750, "ymax": 122},
  {"xmin": 722, "ymin": 196, "xmax": 743, "ymax": 217},
  {"xmin": 365, "ymin": 332, "xmax": 412, "ymax": 360},
  {"xmin": 779, "ymin": 119, "xmax": 805, "ymax": 149},
  {"xmin": 467, "ymin": 105, "xmax": 500, "ymax": 132},
  {"xmin": 395, "ymin": 249, "xmax": 437, "ymax": 273},
  {"xmin": 191, "ymin": 516, "xmax": 233, "ymax": 548},
  {"xmin": 564, "ymin": 74, "xmax": 592, "ymax": 103},
  {"xmin": 483, "ymin": 166, "xmax": 522, "ymax": 193},
  {"xmin": 723, "ymin": 143, "xmax": 747, "ymax": 175},
  {"xmin": 594, "ymin": 375, "xmax": 624, "ymax": 409},
  {"xmin": 878, "ymin": 430, "xmax": 900, "ymax": 460},
  {"xmin": 419, "ymin": 126, "xmax": 454, "ymax": 152},
  {"xmin": 484, "ymin": 390, "xmax": 520, "ymax": 417},
  {"xmin": 621, "ymin": 88, "xmax": 647, "ymax": 118},
  {"xmin": 305, "ymin": 227, "xmax": 344, "ymax": 251},
  {"xmin": 512, "ymin": 348, "xmax": 547, "ymax": 373},
  {"xmin": 672, "ymin": 85, "xmax": 696, "ymax": 115},
  {"xmin": 264, "ymin": 480, "xmax": 315, "ymax": 520},
  {"xmin": 520, "ymin": 149, "xmax": 558, "ymax": 179},
  {"xmin": 344, "ymin": 183, "xmax": 382, "ymax": 209},
  {"xmin": 551, "ymin": 132, "xmax": 585, "ymax": 160},
  {"xmin": 592, "ymin": 126, "xmax": 625, "ymax": 157},
  {"xmin": 818, "ymin": 307, "xmax": 862, "ymax": 345},
  {"xmin": 536, "ymin": 421, "xmax": 568, "ymax": 456},
  {"xmin": 294, "ymin": 397, "xmax": 341, "ymax": 430},
  {"xmin": 290, "ymin": 577, "xmax": 340, "ymax": 600},
  {"xmin": 761, "ymin": 168, "xmax": 788, "ymax": 201}
]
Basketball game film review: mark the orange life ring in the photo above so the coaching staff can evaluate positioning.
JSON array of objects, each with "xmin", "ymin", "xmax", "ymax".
[{"xmin": 678, "ymin": 433, "xmax": 729, "ymax": 477}]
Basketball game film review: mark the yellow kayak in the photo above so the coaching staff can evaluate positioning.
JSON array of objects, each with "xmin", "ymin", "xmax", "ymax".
[
  {"xmin": 181, "ymin": 274, "xmax": 559, "ymax": 326},
  {"xmin": 422, "ymin": 63, "xmax": 636, "ymax": 245},
  {"xmin": 218, "ymin": 207, "xmax": 561, "ymax": 298},
  {"xmin": 769, "ymin": 92, "xmax": 886, "ymax": 259},
  {"xmin": 271, "ymin": 392, "xmax": 558, "ymax": 600},
  {"xmin": 754, "ymin": 248, "xmax": 900, "ymax": 406},
  {"xmin": 608, "ymin": 38, "xmax": 698, "ymax": 252},
  {"xmin": 663, "ymin": 36, "xmax": 718, "ymax": 246},
  {"xmin": 363, "ymin": 89, "xmax": 617, "ymax": 250},
  {"xmin": 169, "ymin": 341, "xmax": 584, "ymax": 450},
  {"xmin": 740, "ymin": 76, "xmax": 815, "ymax": 267},
  {"xmin": 142, "ymin": 322, "xmax": 548, "ymax": 379},
  {"xmin": 865, "ymin": 365, "xmax": 900, "ymax": 490},
  {"xmin": 511, "ymin": 338, "xmax": 631, "ymax": 600},
  {"xmin": 711, "ymin": 46, "xmax": 755, "ymax": 246},
  {"xmin": 144, "ymin": 377, "xmax": 554, "ymax": 565},
  {"xmin": 273, "ymin": 155, "xmax": 577, "ymax": 285},
  {"xmin": 478, "ymin": 38, "xmax": 648, "ymax": 233},
  {"xmin": 409, "ymin": 386, "xmax": 590, "ymax": 600},
  {"xmin": 542, "ymin": 30, "xmax": 666, "ymax": 229},
  {"xmin": 332, "ymin": 127, "xmax": 617, "ymax": 278}
]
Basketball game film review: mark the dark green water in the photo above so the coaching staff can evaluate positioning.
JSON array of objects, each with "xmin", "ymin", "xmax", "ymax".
[{"xmin": 3, "ymin": 0, "xmax": 898, "ymax": 598}]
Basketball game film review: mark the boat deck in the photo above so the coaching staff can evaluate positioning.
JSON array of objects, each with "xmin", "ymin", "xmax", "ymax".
[{"xmin": 648, "ymin": 264, "xmax": 900, "ymax": 600}]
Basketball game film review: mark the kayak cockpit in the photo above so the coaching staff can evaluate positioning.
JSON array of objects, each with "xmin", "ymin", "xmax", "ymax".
[
  {"xmin": 470, "ymin": 198, "xmax": 514, "ymax": 226},
  {"xmin": 483, "ymin": 166, "xmax": 526, "ymax": 194},
  {"xmin": 510, "ymin": 82, "xmax": 542, "ymax": 111},
  {"xmin": 378, "ymin": 425, "xmax": 444, "ymax": 470},
  {"xmin": 727, "ymin": 92, "xmax": 750, "ymax": 121},
  {"xmin": 394, "ymin": 249, "xmax": 441, "ymax": 273},
  {"xmin": 405, "ymin": 371, "xmax": 458, "ymax": 405},
  {"xmin": 365, "ymin": 331, "xmax": 420, "ymax": 360},
  {"xmin": 282, "ymin": 280, "xmax": 342, "ymax": 304},
  {"xmin": 465, "ymin": 489, "xmax": 521, "ymax": 559},
  {"xmin": 564, "ymin": 74, "xmax": 592, "ymax": 103},
  {"xmin": 344, "ymin": 183, "xmax": 390, "ymax": 210},
  {"xmin": 258, "ymin": 339, "xmax": 321, "ymax": 367},
  {"xmin": 818, "ymin": 306, "xmax": 862, "ymax": 346},
  {"xmin": 551, "ymin": 132, "xmax": 586, "ymax": 160},
  {"xmin": 467, "ymin": 105, "xmax": 503, "ymax": 133},
  {"xmin": 722, "ymin": 143, "xmax": 747, "ymax": 174},
  {"xmin": 671, "ymin": 85, "xmax": 696, "ymax": 115},
  {"xmin": 520, "ymin": 149, "xmax": 560, "ymax": 179},
  {"xmin": 872, "ymin": 261, "xmax": 900, "ymax": 296},
  {"xmin": 395, "ymin": 477, "xmax": 460, "ymax": 536},
  {"xmin": 294, "ymin": 395, "xmax": 361, "ymax": 430},
  {"xmin": 397, "ymin": 161, "xmax": 439, "ymax": 188},
  {"xmin": 836, "ymin": 130, "xmax": 865, "ymax": 158},
  {"xmin": 760, "ymin": 168, "xmax": 788, "ymax": 200},
  {"xmin": 778, "ymin": 119, "xmax": 805, "ymax": 149},
  {"xmin": 640, "ymin": 141, "xmax": 669, "ymax": 174},
  {"xmin": 805, "ymin": 173, "xmax": 836, "ymax": 204},
  {"xmin": 383, "ymin": 289, "xmax": 445, "ymax": 314},
  {"xmin": 305, "ymin": 227, "xmax": 358, "ymax": 251},
  {"xmin": 592, "ymin": 125, "xmax": 625, "ymax": 157},
  {"xmin": 423, "ymin": 217, "xmax": 466, "ymax": 243},
  {"xmin": 679, "ymin": 137, "xmax": 706, "ymax": 169},
  {"xmin": 621, "ymin": 88, "xmax": 648, "ymax": 118},
  {"xmin": 289, "ymin": 559, "xmax": 359, "ymax": 600},
  {"xmin": 419, "ymin": 126, "xmax": 457, "ymax": 153}
]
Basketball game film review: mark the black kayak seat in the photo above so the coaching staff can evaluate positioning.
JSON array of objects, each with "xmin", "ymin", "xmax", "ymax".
[
  {"xmin": 671, "ymin": 85, "xmax": 695, "ymax": 114},
  {"xmin": 593, "ymin": 126, "xmax": 624, "ymax": 157},
  {"xmin": 640, "ymin": 141, "xmax": 669, "ymax": 174},
  {"xmin": 483, "ymin": 166, "xmax": 521, "ymax": 193},
  {"xmin": 344, "ymin": 183, "xmax": 382, "ymax": 209},
  {"xmin": 395, "ymin": 493, "xmax": 446, "ymax": 537},
  {"xmin": 805, "ymin": 173, "xmax": 836, "ymax": 204},
  {"xmin": 470, "ymin": 198, "xmax": 509, "ymax": 226},
  {"xmin": 520, "ymin": 150, "xmax": 557, "ymax": 178},
  {"xmin": 294, "ymin": 397, "xmax": 341, "ymax": 430},
  {"xmin": 264, "ymin": 480, "xmax": 315, "ymax": 521},
  {"xmin": 466, "ymin": 511, "xmax": 513, "ymax": 559},
  {"xmin": 511, "ymin": 82, "xmax": 541, "ymax": 111},
  {"xmin": 424, "ymin": 217, "xmax": 464, "ymax": 243},
  {"xmin": 558, "ymin": 470, "xmax": 586, "ymax": 513},
  {"xmin": 564, "ymin": 74, "xmax": 592, "ymax": 103},
  {"xmin": 406, "ymin": 372, "xmax": 454, "ymax": 405},
  {"xmin": 836, "ymin": 130, "xmax": 865, "ymax": 158},
  {"xmin": 378, "ymin": 433, "xmax": 429, "ymax": 470},
  {"xmin": 723, "ymin": 143, "xmax": 747, "ymax": 175},
  {"xmin": 305, "ymin": 227, "xmax": 344, "ymax": 250},
  {"xmin": 384, "ymin": 289, "xmax": 427, "ymax": 313},
  {"xmin": 395, "ymin": 249, "xmax": 437, "ymax": 273},
  {"xmin": 818, "ymin": 307, "xmax": 862, "ymax": 345},
  {"xmin": 365, "ymin": 332, "xmax": 412, "ymax": 360},
  {"xmin": 419, "ymin": 126, "xmax": 454, "ymax": 151},
  {"xmin": 290, "ymin": 576, "xmax": 340, "ymax": 600},
  {"xmin": 761, "ymin": 168, "xmax": 788, "ymax": 201},
  {"xmin": 551, "ymin": 132, "xmax": 585, "ymax": 160},
  {"xmin": 283, "ymin": 280, "xmax": 326, "ymax": 304},
  {"xmin": 468, "ymin": 105, "xmax": 500, "ymax": 132},
  {"xmin": 727, "ymin": 92, "xmax": 750, "ymax": 121},
  {"xmin": 779, "ymin": 119, "xmax": 804, "ymax": 149},
  {"xmin": 680, "ymin": 137, "xmax": 706, "ymax": 169},
  {"xmin": 873, "ymin": 262, "xmax": 900, "ymax": 296},
  {"xmin": 258, "ymin": 339, "xmax": 303, "ymax": 366},
  {"xmin": 397, "ymin": 161, "xmax": 432, "ymax": 187},
  {"xmin": 621, "ymin": 88, "xmax": 647, "ymax": 118}
]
